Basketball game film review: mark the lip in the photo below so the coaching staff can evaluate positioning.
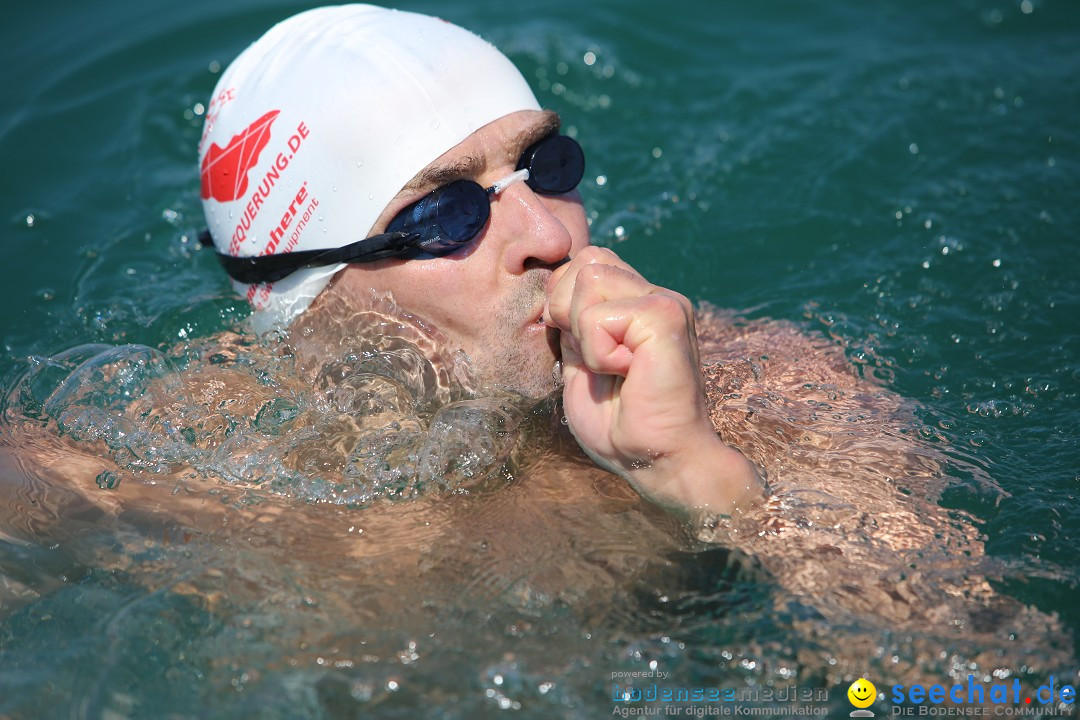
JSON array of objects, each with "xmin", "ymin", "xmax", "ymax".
[
  {"xmin": 523, "ymin": 303, "xmax": 562, "ymax": 361},
  {"xmin": 525, "ymin": 301, "xmax": 548, "ymax": 330}
]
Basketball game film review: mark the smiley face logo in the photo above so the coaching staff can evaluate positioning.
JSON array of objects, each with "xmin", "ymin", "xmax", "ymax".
[{"xmin": 848, "ymin": 678, "xmax": 877, "ymax": 709}]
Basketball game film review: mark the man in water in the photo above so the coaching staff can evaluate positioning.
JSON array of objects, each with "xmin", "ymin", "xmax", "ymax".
[
  {"xmin": 0, "ymin": 8, "xmax": 1068, "ymax": 699},
  {"xmin": 192, "ymin": 14, "xmax": 1064, "ymax": 667},
  {"xmin": 197, "ymin": 5, "xmax": 761, "ymax": 521}
]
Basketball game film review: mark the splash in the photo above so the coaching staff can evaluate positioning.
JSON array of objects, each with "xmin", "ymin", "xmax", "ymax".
[{"xmin": 5, "ymin": 292, "xmax": 529, "ymax": 506}]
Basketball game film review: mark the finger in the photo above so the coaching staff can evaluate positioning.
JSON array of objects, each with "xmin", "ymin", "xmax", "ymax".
[
  {"xmin": 543, "ymin": 246, "xmax": 641, "ymax": 330},
  {"xmin": 560, "ymin": 322, "xmax": 583, "ymax": 362},
  {"xmin": 568, "ymin": 262, "xmax": 659, "ymax": 341},
  {"xmin": 574, "ymin": 294, "xmax": 698, "ymax": 377},
  {"xmin": 576, "ymin": 308, "xmax": 634, "ymax": 376}
]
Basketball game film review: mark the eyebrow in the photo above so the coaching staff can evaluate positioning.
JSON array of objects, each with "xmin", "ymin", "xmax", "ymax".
[
  {"xmin": 397, "ymin": 110, "xmax": 562, "ymax": 196},
  {"xmin": 399, "ymin": 154, "xmax": 484, "ymax": 194}
]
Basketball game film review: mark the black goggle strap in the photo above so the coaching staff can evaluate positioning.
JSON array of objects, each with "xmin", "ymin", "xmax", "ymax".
[
  {"xmin": 197, "ymin": 135, "xmax": 584, "ymax": 284},
  {"xmin": 198, "ymin": 229, "xmax": 421, "ymax": 285}
]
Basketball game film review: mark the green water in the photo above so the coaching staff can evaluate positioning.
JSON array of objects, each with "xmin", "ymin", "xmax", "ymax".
[{"xmin": 2, "ymin": 0, "xmax": 1079, "ymax": 717}]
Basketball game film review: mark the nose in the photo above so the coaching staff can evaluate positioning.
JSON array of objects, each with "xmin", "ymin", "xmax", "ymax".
[{"xmin": 492, "ymin": 183, "xmax": 576, "ymax": 273}]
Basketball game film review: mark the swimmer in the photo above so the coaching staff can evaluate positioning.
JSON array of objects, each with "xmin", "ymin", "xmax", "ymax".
[
  {"xmin": 0, "ymin": 5, "xmax": 1072, "ymax": 701},
  {"xmin": 184, "ymin": 6, "xmax": 1074, "ymax": 680},
  {"xmin": 195, "ymin": 4, "xmax": 762, "ymax": 523}
]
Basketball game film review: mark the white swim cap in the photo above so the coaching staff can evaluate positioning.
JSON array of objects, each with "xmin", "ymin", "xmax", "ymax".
[{"xmin": 199, "ymin": 5, "xmax": 540, "ymax": 332}]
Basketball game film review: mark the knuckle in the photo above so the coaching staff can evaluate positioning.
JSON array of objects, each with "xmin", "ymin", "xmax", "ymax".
[
  {"xmin": 579, "ymin": 265, "xmax": 605, "ymax": 285},
  {"xmin": 642, "ymin": 293, "xmax": 696, "ymax": 333},
  {"xmin": 655, "ymin": 289, "xmax": 693, "ymax": 317},
  {"xmin": 650, "ymin": 292, "xmax": 688, "ymax": 316},
  {"xmin": 577, "ymin": 245, "xmax": 619, "ymax": 265}
]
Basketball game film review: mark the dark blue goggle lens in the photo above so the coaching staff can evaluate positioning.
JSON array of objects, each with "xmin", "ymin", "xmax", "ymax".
[
  {"xmin": 385, "ymin": 134, "xmax": 585, "ymax": 256},
  {"xmin": 385, "ymin": 179, "xmax": 490, "ymax": 255},
  {"xmin": 518, "ymin": 134, "xmax": 586, "ymax": 195}
]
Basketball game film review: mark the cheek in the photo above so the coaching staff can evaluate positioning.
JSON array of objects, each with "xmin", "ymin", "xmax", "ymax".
[
  {"xmin": 366, "ymin": 262, "xmax": 499, "ymax": 332},
  {"xmin": 336, "ymin": 264, "xmax": 446, "ymax": 319}
]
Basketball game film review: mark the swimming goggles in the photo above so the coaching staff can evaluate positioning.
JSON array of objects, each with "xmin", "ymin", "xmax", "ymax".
[{"xmin": 200, "ymin": 134, "xmax": 585, "ymax": 285}]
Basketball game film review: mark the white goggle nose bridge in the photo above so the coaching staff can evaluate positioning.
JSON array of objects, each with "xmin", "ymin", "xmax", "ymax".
[{"xmin": 488, "ymin": 168, "xmax": 530, "ymax": 195}]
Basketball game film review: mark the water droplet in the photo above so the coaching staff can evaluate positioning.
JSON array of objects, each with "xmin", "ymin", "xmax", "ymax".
[
  {"xmin": 25, "ymin": 213, "xmax": 35, "ymax": 228},
  {"xmin": 595, "ymin": 175, "xmax": 607, "ymax": 187},
  {"xmin": 909, "ymin": 143, "xmax": 920, "ymax": 155},
  {"xmin": 355, "ymin": 159, "xmax": 364, "ymax": 168},
  {"xmin": 1021, "ymin": 0, "xmax": 1033, "ymax": 13},
  {"xmin": 651, "ymin": 147, "xmax": 662, "ymax": 159},
  {"xmin": 430, "ymin": 118, "xmax": 440, "ymax": 130},
  {"xmin": 583, "ymin": 51, "xmax": 596, "ymax": 66}
]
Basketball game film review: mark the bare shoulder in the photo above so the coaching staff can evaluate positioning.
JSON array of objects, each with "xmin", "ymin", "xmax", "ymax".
[
  {"xmin": 690, "ymin": 305, "xmax": 1072, "ymax": 678},
  {"xmin": 694, "ymin": 304, "xmax": 958, "ymax": 501}
]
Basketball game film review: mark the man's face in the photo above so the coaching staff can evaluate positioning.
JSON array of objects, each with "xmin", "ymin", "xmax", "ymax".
[{"xmin": 329, "ymin": 110, "xmax": 591, "ymax": 397}]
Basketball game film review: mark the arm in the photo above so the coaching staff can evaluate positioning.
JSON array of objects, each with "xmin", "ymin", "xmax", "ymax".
[{"xmin": 543, "ymin": 246, "xmax": 763, "ymax": 520}]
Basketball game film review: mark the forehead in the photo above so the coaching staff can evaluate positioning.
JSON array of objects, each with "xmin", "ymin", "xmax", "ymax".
[{"xmin": 396, "ymin": 109, "xmax": 561, "ymax": 197}]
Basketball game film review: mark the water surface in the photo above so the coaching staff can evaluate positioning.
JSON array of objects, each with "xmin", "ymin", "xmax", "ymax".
[{"xmin": 2, "ymin": 0, "xmax": 1078, "ymax": 717}]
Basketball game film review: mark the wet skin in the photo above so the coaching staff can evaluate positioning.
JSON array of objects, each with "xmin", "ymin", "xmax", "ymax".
[{"xmin": 319, "ymin": 109, "xmax": 762, "ymax": 519}]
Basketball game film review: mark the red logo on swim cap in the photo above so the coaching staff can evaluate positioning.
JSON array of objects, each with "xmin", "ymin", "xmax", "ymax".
[{"xmin": 200, "ymin": 110, "xmax": 280, "ymax": 202}]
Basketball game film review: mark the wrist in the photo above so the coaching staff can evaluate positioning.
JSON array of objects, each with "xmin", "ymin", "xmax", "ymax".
[{"xmin": 627, "ymin": 428, "xmax": 763, "ymax": 520}]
